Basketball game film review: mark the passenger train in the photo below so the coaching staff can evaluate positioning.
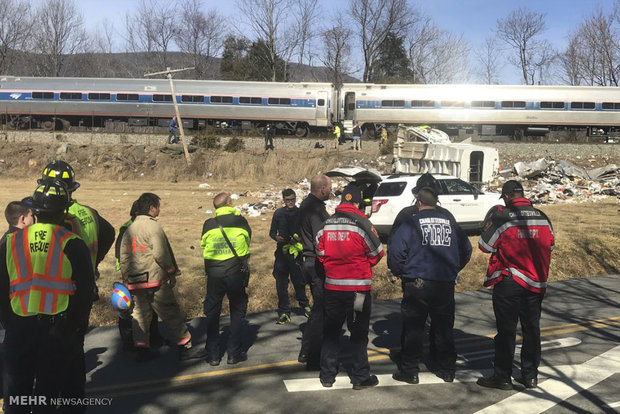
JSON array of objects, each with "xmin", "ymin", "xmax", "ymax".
[{"xmin": 1, "ymin": 75, "xmax": 619, "ymax": 139}]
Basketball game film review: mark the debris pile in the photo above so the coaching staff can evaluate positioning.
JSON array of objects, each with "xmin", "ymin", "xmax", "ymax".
[{"xmin": 494, "ymin": 158, "xmax": 619, "ymax": 204}]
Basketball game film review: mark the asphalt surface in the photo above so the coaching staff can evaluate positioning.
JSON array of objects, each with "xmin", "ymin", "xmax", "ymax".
[{"xmin": 75, "ymin": 274, "xmax": 620, "ymax": 413}]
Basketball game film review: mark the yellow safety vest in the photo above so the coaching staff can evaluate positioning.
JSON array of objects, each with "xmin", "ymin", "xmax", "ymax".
[
  {"xmin": 67, "ymin": 202, "xmax": 99, "ymax": 272},
  {"xmin": 5, "ymin": 223, "xmax": 78, "ymax": 316}
]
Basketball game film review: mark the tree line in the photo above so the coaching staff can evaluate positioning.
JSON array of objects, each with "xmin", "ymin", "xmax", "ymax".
[{"xmin": 2, "ymin": 0, "xmax": 620, "ymax": 86}]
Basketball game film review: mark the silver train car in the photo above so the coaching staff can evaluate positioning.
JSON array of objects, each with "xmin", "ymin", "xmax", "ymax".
[
  {"xmin": 2, "ymin": 75, "xmax": 620, "ymax": 140},
  {"xmin": 339, "ymin": 83, "xmax": 620, "ymax": 139},
  {"xmin": 0, "ymin": 76, "xmax": 333, "ymax": 136}
]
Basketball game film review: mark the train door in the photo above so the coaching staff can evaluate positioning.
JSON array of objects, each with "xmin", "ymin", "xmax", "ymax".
[
  {"xmin": 469, "ymin": 151, "xmax": 484, "ymax": 186},
  {"xmin": 315, "ymin": 91, "xmax": 329, "ymax": 125},
  {"xmin": 344, "ymin": 92, "xmax": 356, "ymax": 120}
]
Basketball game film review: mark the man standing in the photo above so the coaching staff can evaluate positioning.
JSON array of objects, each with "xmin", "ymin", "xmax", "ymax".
[
  {"xmin": 388, "ymin": 187, "xmax": 472, "ymax": 384},
  {"xmin": 168, "ymin": 116, "xmax": 180, "ymax": 144},
  {"xmin": 0, "ymin": 201, "xmax": 34, "ymax": 246},
  {"xmin": 317, "ymin": 185, "xmax": 384, "ymax": 389},
  {"xmin": 477, "ymin": 180, "xmax": 554, "ymax": 390},
  {"xmin": 269, "ymin": 189, "xmax": 310, "ymax": 325},
  {"xmin": 120, "ymin": 193, "xmax": 204, "ymax": 362},
  {"xmin": 0, "ymin": 181, "xmax": 94, "ymax": 413},
  {"xmin": 297, "ymin": 174, "xmax": 332, "ymax": 369},
  {"xmin": 352, "ymin": 121, "xmax": 362, "ymax": 150},
  {"xmin": 201, "ymin": 192, "xmax": 251, "ymax": 366},
  {"xmin": 264, "ymin": 123, "xmax": 275, "ymax": 150}
]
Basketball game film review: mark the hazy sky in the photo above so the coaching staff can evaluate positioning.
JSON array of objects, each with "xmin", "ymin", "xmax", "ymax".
[{"xmin": 37, "ymin": 0, "xmax": 617, "ymax": 83}]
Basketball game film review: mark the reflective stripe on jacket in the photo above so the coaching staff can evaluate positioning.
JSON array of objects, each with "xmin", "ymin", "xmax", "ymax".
[
  {"xmin": 316, "ymin": 203, "xmax": 384, "ymax": 292},
  {"xmin": 478, "ymin": 198, "xmax": 554, "ymax": 293},
  {"xmin": 5, "ymin": 223, "xmax": 78, "ymax": 316},
  {"xmin": 201, "ymin": 206, "xmax": 251, "ymax": 262},
  {"xmin": 67, "ymin": 201, "xmax": 99, "ymax": 272}
]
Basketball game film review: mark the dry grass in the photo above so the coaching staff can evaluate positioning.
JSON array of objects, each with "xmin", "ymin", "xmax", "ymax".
[{"xmin": 0, "ymin": 142, "xmax": 619, "ymax": 327}]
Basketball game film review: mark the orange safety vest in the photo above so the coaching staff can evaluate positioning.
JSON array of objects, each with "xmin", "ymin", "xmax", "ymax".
[{"xmin": 5, "ymin": 223, "xmax": 78, "ymax": 316}]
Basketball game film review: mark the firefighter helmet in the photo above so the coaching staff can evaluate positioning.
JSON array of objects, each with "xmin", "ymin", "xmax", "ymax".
[
  {"xmin": 21, "ymin": 180, "xmax": 71, "ymax": 214},
  {"xmin": 38, "ymin": 160, "xmax": 80, "ymax": 192},
  {"xmin": 111, "ymin": 282, "xmax": 132, "ymax": 311}
]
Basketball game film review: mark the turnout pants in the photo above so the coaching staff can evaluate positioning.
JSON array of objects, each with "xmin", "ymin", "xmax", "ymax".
[
  {"xmin": 320, "ymin": 290, "xmax": 372, "ymax": 384},
  {"xmin": 3, "ymin": 314, "xmax": 84, "ymax": 414},
  {"xmin": 131, "ymin": 284, "xmax": 191, "ymax": 348},
  {"xmin": 300, "ymin": 256, "xmax": 325, "ymax": 365},
  {"xmin": 492, "ymin": 277, "xmax": 544, "ymax": 381},
  {"xmin": 203, "ymin": 269, "xmax": 248, "ymax": 358},
  {"xmin": 400, "ymin": 278, "xmax": 456, "ymax": 375},
  {"xmin": 273, "ymin": 249, "xmax": 309, "ymax": 316}
]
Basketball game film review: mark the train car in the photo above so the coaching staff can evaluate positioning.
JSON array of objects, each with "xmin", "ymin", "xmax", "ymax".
[
  {"xmin": 340, "ymin": 83, "xmax": 620, "ymax": 139},
  {"xmin": 0, "ymin": 76, "xmax": 334, "ymax": 136}
]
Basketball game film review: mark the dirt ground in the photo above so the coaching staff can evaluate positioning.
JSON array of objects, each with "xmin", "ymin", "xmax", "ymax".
[{"xmin": 0, "ymin": 137, "xmax": 619, "ymax": 326}]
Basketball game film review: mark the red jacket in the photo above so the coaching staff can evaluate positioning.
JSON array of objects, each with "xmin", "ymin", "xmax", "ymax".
[
  {"xmin": 478, "ymin": 198, "xmax": 554, "ymax": 293},
  {"xmin": 316, "ymin": 204, "xmax": 384, "ymax": 291}
]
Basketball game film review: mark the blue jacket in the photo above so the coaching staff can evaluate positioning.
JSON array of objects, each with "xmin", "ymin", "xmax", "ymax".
[
  {"xmin": 169, "ymin": 118, "xmax": 177, "ymax": 132},
  {"xmin": 269, "ymin": 206, "xmax": 299, "ymax": 248},
  {"xmin": 388, "ymin": 209, "xmax": 471, "ymax": 282}
]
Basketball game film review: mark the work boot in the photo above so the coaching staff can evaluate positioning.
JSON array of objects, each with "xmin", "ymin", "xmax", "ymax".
[
  {"xmin": 516, "ymin": 377, "xmax": 538, "ymax": 389},
  {"xmin": 276, "ymin": 314, "xmax": 291, "ymax": 325},
  {"xmin": 392, "ymin": 371, "xmax": 419, "ymax": 384},
  {"xmin": 179, "ymin": 344, "xmax": 208, "ymax": 361},
  {"xmin": 227, "ymin": 352, "xmax": 248, "ymax": 365},
  {"xmin": 352, "ymin": 375, "xmax": 379, "ymax": 390},
  {"xmin": 477, "ymin": 375, "xmax": 513, "ymax": 390}
]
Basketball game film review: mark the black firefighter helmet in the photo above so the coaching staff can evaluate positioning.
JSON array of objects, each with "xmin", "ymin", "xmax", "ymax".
[{"xmin": 37, "ymin": 160, "xmax": 80, "ymax": 192}]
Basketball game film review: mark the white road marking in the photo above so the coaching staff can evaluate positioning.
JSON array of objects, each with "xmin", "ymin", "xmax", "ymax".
[
  {"xmin": 605, "ymin": 401, "xmax": 620, "ymax": 408},
  {"xmin": 457, "ymin": 337, "xmax": 581, "ymax": 364},
  {"xmin": 474, "ymin": 344, "xmax": 620, "ymax": 414}
]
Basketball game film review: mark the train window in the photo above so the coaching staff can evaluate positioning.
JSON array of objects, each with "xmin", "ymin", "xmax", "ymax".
[
  {"xmin": 88, "ymin": 93, "xmax": 111, "ymax": 100},
  {"xmin": 32, "ymin": 92, "xmax": 54, "ymax": 99},
  {"xmin": 602, "ymin": 102, "xmax": 620, "ymax": 110},
  {"xmin": 211, "ymin": 96, "xmax": 233, "ymax": 103},
  {"xmin": 570, "ymin": 102, "xmax": 595, "ymax": 110},
  {"xmin": 317, "ymin": 99, "xmax": 325, "ymax": 106},
  {"xmin": 471, "ymin": 101, "xmax": 495, "ymax": 108},
  {"xmin": 117, "ymin": 94, "xmax": 139, "ymax": 101},
  {"xmin": 441, "ymin": 101, "xmax": 464, "ymax": 108},
  {"xmin": 541, "ymin": 101, "xmax": 564, "ymax": 109},
  {"xmin": 239, "ymin": 96, "xmax": 262, "ymax": 104},
  {"xmin": 411, "ymin": 100, "xmax": 434, "ymax": 108},
  {"xmin": 381, "ymin": 100, "xmax": 405, "ymax": 107},
  {"xmin": 60, "ymin": 92, "xmax": 82, "ymax": 100},
  {"xmin": 500, "ymin": 101, "xmax": 526, "ymax": 108},
  {"xmin": 181, "ymin": 95, "xmax": 204, "ymax": 103},
  {"xmin": 153, "ymin": 94, "xmax": 173, "ymax": 102},
  {"xmin": 268, "ymin": 97, "xmax": 291, "ymax": 105}
]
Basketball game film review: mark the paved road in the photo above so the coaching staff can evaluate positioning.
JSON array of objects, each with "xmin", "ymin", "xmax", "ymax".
[{"xmin": 81, "ymin": 275, "xmax": 620, "ymax": 414}]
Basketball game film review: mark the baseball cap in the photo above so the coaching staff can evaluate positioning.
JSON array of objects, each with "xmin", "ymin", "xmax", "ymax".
[
  {"xmin": 500, "ymin": 180, "xmax": 524, "ymax": 199},
  {"xmin": 340, "ymin": 184, "xmax": 362, "ymax": 204}
]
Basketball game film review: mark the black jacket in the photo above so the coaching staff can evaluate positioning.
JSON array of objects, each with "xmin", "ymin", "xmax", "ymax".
[{"xmin": 298, "ymin": 194, "xmax": 329, "ymax": 257}]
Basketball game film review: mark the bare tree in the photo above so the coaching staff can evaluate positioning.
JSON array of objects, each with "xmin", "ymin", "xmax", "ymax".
[
  {"xmin": 92, "ymin": 19, "xmax": 115, "ymax": 54},
  {"xmin": 563, "ymin": 9, "xmax": 620, "ymax": 86},
  {"xmin": 474, "ymin": 37, "xmax": 503, "ymax": 84},
  {"xmin": 32, "ymin": 0, "xmax": 88, "ymax": 77},
  {"xmin": 320, "ymin": 14, "xmax": 353, "ymax": 89},
  {"xmin": 176, "ymin": 0, "xmax": 226, "ymax": 79},
  {"xmin": 290, "ymin": 0, "xmax": 320, "ymax": 80},
  {"xmin": 0, "ymin": 0, "xmax": 32, "ymax": 75},
  {"xmin": 350, "ymin": 0, "xmax": 417, "ymax": 82},
  {"xmin": 406, "ymin": 18, "xmax": 469, "ymax": 84},
  {"xmin": 496, "ymin": 7, "xmax": 554, "ymax": 85},
  {"xmin": 236, "ymin": 0, "xmax": 292, "ymax": 82}
]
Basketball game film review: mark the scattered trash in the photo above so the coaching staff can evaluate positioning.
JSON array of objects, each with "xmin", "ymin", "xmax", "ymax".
[
  {"xmin": 230, "ymin": 194, "xmax": 240, "ymax": 200},
  {"xmin": 198, "ymin": 183, "xmax": 211, "ymax": 189}
]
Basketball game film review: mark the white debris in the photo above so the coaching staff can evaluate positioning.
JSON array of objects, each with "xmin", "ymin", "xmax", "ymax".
[
  {"xmin": 198, "ymin": 183, "xmax": 211, "ymax": 189},
  {"xmin": 230, "ymin": 194, "xmax": 240, "ymax": 200}
]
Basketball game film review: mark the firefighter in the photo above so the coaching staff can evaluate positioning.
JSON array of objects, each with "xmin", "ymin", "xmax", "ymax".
[
  {"xmin": 0, "ymin": 181, "xmax": 94, "ymax": 413},
  {"xmin": 477, "ymin": 180, "xmax": 554, "ymax": 390},
  {"xmin": 316, "ymin": 184, "xmax": 384, "ymax": 389}
]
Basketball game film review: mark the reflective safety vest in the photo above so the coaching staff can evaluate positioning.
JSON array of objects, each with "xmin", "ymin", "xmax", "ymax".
[
  {"xmin": 5, "ymin": 223, "xmax": 78, "ymax": 316},
  {"xmin": 67, "ymin": 202, "xmax": 99, "ymax": 273}
]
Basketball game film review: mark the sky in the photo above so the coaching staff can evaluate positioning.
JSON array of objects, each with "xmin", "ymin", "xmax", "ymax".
[{"xmin": 35, "ymin": 0, "xmax": 617, "ymax": 83}]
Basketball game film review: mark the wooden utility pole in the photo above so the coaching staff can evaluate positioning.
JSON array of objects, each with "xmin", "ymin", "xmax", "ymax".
[{"xmin": 144, "ymin": 67, "xmax": 194, "ymax": 163}]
